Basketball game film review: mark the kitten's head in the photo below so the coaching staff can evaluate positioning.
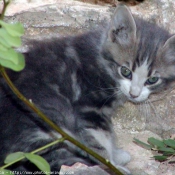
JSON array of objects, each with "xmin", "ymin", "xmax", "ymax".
[{"xmin": 103, "ymin": 4, "xmax": 175, "ymax": 103}]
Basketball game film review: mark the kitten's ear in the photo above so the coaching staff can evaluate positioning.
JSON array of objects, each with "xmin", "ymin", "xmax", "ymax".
[
  {"xmin": 108, "ymin": 4, "xmax": 136, "ymax": 46},
  {"xmin": 162, "ymin": 35, "xmax": 175, "ymax": 63},
  {"xmin": 160, "ymin": 35, "xmax": 175, "ymax": 77}
]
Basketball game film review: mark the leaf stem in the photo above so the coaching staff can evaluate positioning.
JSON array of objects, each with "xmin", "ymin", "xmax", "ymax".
[
  {"xmin": 0, "ymin": 138, "xmax": 65, "ymax": 170},
  {"xmin": 31, "ymin": 138, "xmax": 65, "ymax": 154},
  {"xmin": 0, "ymin": 0, "xmax": 10, "ymax": 20},
  {"xmin": 0, "ymin": 66, "xmax": 124, "ymax": 175},
  {"xmin": 0, "ymin": 1, "xmax": 124, "ymax": 173}
]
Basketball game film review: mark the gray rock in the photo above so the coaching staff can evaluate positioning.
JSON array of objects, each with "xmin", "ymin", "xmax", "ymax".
[{"xmin": 60, "ymin": 163, "xmax": 110, "ymax": 175}]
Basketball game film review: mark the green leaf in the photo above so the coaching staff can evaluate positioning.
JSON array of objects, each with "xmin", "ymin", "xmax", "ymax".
[
  {"xmin": 0, "ymin": 48, "xmax": 19, "ymax": 64},
  {"xmin": 0, "ymin": 21, "xmax": 24, "ymax": 37},
  {"xmin": 148, "ymin": 137, "xmax": 165, "ymax": 148},
  {"xmin": 0, "ymin": 169, "xmax": 14, "ymax": 175},
  {"xmin": 24, "ymin": 153, "xmax": 50, "ymax": 175},
  {"xmin": 153, "ymin": 155, "xmax": 168, "ymax": 161},
  {"xmin": 0, "ymin": 50, "xmax": 25, "ymax": 71},
  {"xmin": 0, "ymin": 28, "xmax": 21, "ymax": 47},
  {"xmin": 163, "ymin": 151, "xmax": 174, "ymax": 156},
  {"xmin": 0, "ymin": 44, "xmax": 8, "ymax": 51},
  {"xmin": 0, "ymin": 32, "xmax": 11, "ymax": 48},
  {"xmin": 158, "ymin": 147, "xmax": 175, "ymax": 153},
  {"xmin": 163, "ymin": 139, "xmax": 175, "ymax": 149},
  {"xmin": 133, "ymin": 138, "xmax": 153, "ymax": 150},
  {"xmin": 4, "ymin": 152, "xmax": 24, "ymax": 164}
]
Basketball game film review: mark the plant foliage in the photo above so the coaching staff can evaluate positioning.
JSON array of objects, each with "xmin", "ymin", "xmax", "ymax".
[
  {"xmin": 2, "ymin": 152, "xmax": 50, "ymax": 175},
  {"xmin": 0, "ymin": 20, "xmax": 25, "ymax": 71},
  {"xmin": 134, "ymin": 137, "xmax": 175, "ymax": 162}
]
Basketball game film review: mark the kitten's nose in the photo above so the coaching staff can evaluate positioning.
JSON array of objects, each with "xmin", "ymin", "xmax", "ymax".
[{"xmin": 129, "ymin": 92, "xmax": 139, "ymax": 98}]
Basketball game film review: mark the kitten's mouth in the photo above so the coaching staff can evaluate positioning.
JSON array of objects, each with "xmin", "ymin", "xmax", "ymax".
[
  {"xmin": 120, "ymin": 93, "xmax": 140, "ymax": 103},
  {"xmin": 129, "ymin": 100, "xmax": 140, "ymax": 105},
  {"xmin": 127, "ymin": 96, "xmax": 147, "ymax": 104},
  {"xmin": 126, "ymin": 94, "xmax": 147, "ymax": 104},
  {"xmin": 121, "ymin": 92, "xmax": 141, "ymax": 103},
  {"xmin": 128, "ymin": 97, "xmax": 140, "ymax": 103},
  {"xmin": 119, "ymin": 88, "xmax": 149, "ymax": 103}
]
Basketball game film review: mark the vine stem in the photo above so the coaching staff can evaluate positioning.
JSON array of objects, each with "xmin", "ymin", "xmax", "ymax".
[
  {"xmin": 0, "ymin": 138, "xmax": 65, "ymax": 170},
  {"xmin": 0, "ymin": 0, "xmax": 10, "ymax": 20},
  {"xmin": 0, "ymin": 66, "xmax": 124, "ymax": 175},
  {"xmin": 0, "ymin": 1, "xmax": 124, "ymax": 174}
]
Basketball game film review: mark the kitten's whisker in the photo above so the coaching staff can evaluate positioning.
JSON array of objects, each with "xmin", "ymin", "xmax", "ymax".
[
  {"xmin": 149, "ymin": 87, "xmax": 174, "ymax": 103},
  {"xmin": 137, "ymin": 100, "xmax": 150, "ymax": 120},
  {"xmin": 99, "ymin": 90, "xmax": 123, "ymax": 112},
  {"xmin": 83, "ymin": 86, "xmax": 121, "ymax": 98},
  {"xmin": 144, "ymin": 101, "xmax": 150, "ymax": 118},
  {"xmin": 147, "ymin": 99, "xmax": 160, "ymax": 119},
  {"xmin": 138, "ymin": 102, "xmax": 143, "ymax": 115}
]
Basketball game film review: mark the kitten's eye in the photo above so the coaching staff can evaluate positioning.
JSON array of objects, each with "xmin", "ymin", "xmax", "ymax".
[
  {"xmin": 146, "ymin": 77, "xmax": 159, "ymax": 85},
  {"xmin": 121, "ymin": 66, "xmax": 132, "ymax": 79}
]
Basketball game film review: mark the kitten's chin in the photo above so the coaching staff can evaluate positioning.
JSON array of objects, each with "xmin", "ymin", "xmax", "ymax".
[
  {"xmin": 128, "ymin": 98, "xmax": 142, "ymax": 104},
  {"xmin": 127, "ymin": 97, "xmax": 147, "ymax": 104},
  {"xmin": 124, "ymin": 94, "xmax": 148, "ymax": 103},
  {"xmin": 120, "ymin": 90, "xmax": 150, "ymax": 103}
]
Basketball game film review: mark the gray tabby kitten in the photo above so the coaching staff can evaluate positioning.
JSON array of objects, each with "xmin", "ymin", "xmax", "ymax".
[{"xmin": 0, "ymin": 4, "xmax": 175, "ymax": 175}]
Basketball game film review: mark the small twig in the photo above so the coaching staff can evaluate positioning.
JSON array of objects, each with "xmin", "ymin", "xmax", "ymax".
[
  {"xmin": 0, "ymin": 1, "xmax": 124, "ymax": 174},
  {"xmin": 0, "ymin": 66, "xmax": 124, "ymax": 175},
  {"xmin": 0, "ymin": 0, "xmax": 10, "ymax": 20},
  {"xmin": 0, "ymin": 138, "xmax": 65, "ymax": 170}
]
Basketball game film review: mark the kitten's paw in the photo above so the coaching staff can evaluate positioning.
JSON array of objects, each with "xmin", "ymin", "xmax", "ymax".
[
  {"xmin": 116, "ymin": 165, "xmax": 132, "ymax": 175},
  {"xmin": 113, "ymin": 149, "xmax": 131, "ymax": 165}
]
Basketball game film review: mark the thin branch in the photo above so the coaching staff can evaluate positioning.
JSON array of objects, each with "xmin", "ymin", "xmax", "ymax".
[
  {"xmin": 0, "ymin": 66, "xmax": 124, "ymax": 175},
  {"xmin": 0, "ymin": 0, "xmax": 10, "ymax": 20},
  {"xmin": 0, "ymin": 138, "xmax": 65, "ymax": 170},
  {"xmin": 0, "ymin": 1, "xmax": 124, "ymax": 174}
]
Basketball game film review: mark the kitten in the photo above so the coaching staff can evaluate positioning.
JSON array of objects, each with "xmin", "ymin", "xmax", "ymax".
[{"xmin": 0, "ymin": 4, "xmax": 175, "ymax": 175}]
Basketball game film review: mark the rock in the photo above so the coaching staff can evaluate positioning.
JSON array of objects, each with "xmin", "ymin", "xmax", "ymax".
[
  {"xmin": 5, "ymin": 0, "xmax": 111, "ymax": 38},
  {"xmin": 130, "ymin": 0, "xmax": 175, "ymax": 34},
  {"xmin": 60, "ymin": 163, "xmax": 110, "ymax": 175}
]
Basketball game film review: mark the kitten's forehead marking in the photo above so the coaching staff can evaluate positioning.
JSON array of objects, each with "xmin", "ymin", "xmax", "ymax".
[
  {"xmin": 134, "ymin": 59, "xmax": 149, "ymax": 78},
  {"xmin": 130, "ymin": 59, "xmax": 149, "ymax": 96}
]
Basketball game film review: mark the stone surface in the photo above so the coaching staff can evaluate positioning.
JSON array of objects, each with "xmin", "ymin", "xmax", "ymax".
[
  {"xmin": 60, "ymin": 163, "xmax": 110, "ymax": 175},
  {"xmin": 2, "ymin": 0, "xmax": 175, "ymax": 175}
]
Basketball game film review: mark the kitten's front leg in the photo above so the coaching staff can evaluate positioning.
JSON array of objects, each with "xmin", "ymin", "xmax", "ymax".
[{"xmin": 76, "ymin": 113, "xmax": 131, "ymax": 174}]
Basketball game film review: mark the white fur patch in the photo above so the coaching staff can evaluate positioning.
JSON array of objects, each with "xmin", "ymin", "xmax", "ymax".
[
  {"xmin": 71, "ymin": 73, "xmax": 81, "ymax": 101},
  {"xmin": 87, "ymin": 129, "xmax": 114, "ymax": 161},
  {"xmin": 65, "ymin": 47, "xmax": 80, "ymax": 65},
  {"xmin": 86, "ymin": 129, "xmax": 131, "ymax": 166},
  {"xmin": 119, "ymin": 60, "xmax": 152, "ymax": 103}
]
